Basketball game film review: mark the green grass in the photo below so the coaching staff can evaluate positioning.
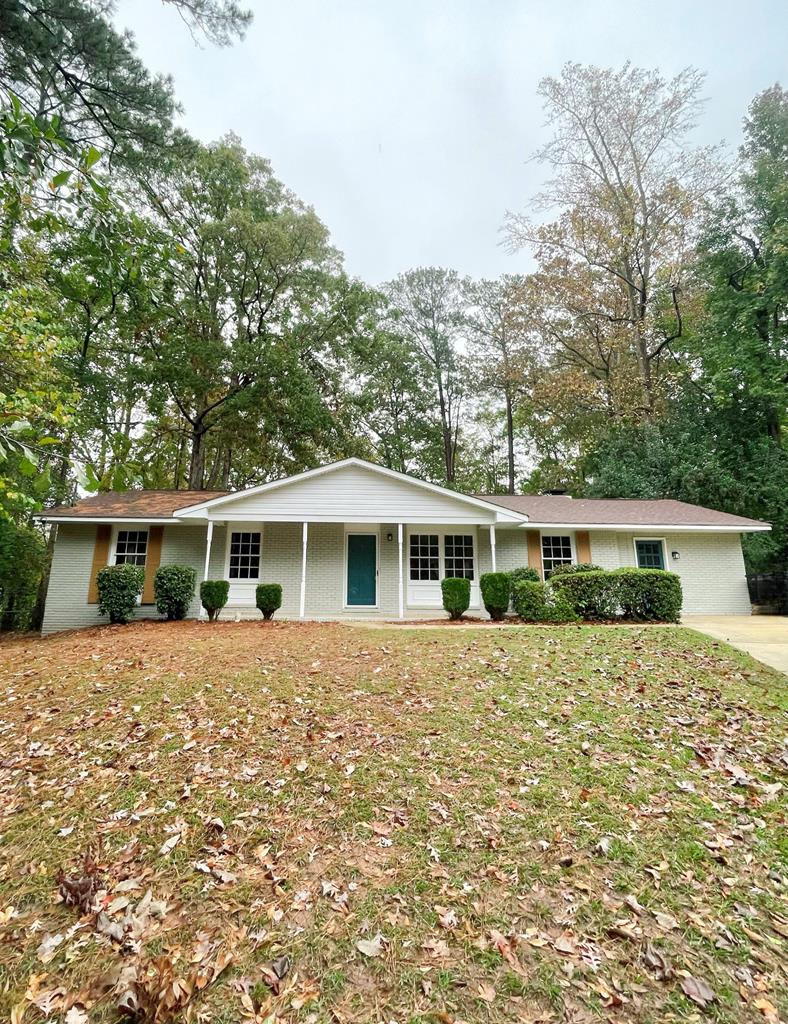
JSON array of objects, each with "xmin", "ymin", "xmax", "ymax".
[{"xmin": 0, "ymin": 619, "xmax": 785, "ymax": 1023}]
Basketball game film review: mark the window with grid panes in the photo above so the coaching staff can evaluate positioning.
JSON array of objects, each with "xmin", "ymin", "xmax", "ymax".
[
  {"xmin": 635, "ymin": 539, "xmax": 665, "ymax": 569},
  {"xmin": 541, "ymin": 535, "xmax": 573, "ymax": 576},
  {"xmin": 409, "ymin": 534, "xmax": 439, "ymax": 580},
  {"xmin": 229, "ymin": 531, "xmax": 261, "ymax": 579},
  {"xmin": 444, "ymin": 534, "xmax": 474, "ymax": 579},
  {"xmin": 114, "ymin": 529, "xmax": 148, "ymax": 566}
]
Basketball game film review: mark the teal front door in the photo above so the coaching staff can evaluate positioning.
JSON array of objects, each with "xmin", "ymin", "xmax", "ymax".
[{"xmin": 347, "ymin": 534, "xmax": 377, "ymax": 606}]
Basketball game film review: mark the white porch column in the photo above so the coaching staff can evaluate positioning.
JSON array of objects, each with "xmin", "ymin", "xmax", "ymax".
[
  {"xmin": 199, "ymin": 520, "xmax": 214, "ymax": 618},
  {"xmin": 299, "ymin": 521, "xmax": 308, "ymax": 618},
  {"xmin": 490, "ymin": 524, "xmax": 497, "ymax": 573},
  {"xmin": 397, "ymin": 523, "xmax": 404, "ymax": 619}
]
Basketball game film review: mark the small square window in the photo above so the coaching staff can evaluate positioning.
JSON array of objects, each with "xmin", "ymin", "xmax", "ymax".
[
  {"xmin": 229, "ymin": 531, "xmax": 261, "ymax": 579},
  {"xmin": 635, "ymin": 540, "xmax": 665, "ymax": 570},
  {"xmin": 541, "ymin": 535, "xmax": 573, "ymax": 577},
  {"xmin": 115, "ymin": 529, "xmax": 148, "ymax": 567}
]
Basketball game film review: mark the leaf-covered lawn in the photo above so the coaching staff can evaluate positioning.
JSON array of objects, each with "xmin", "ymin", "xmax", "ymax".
[{"xmin": 0, "ymin": 621, "xmax": 785, "ymax": 1024}]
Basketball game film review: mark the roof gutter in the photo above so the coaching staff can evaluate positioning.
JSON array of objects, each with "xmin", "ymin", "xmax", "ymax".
[{"xmin": 517, "ymin": 522, "xmax": 771, "ymax": 533}]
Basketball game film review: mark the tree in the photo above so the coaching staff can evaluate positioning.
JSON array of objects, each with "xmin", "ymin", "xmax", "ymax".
[
  {"xmin": 464, "ymin": 275, "xmax": 533, "ymax": 493},
  {"xmin": 691, "ymin": 85, "xmax": 788, "ymax": 441},
  {"xmin": 139, "ymin": 136, "xmax": 368, "ymax": 489},
  {"xmin": 383, "ymin": 268, "xmax": 467, "ymax": 485},
  {"xmin": 506, "ymin": 63, "xmax": 724, "ymax": 411}
]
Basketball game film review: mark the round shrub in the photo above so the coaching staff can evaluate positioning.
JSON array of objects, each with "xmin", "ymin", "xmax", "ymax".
[
  {"xmin": 612, "ymin": 568, "xmax": 682, "ymax": 622},
  {"xmin": 441, "ymin": 577, "xmax": 470, "ymax": 620},
  {"xmin": 512, "ymin": 580, "xmax": 579, "ymax": 623},
  {"xmin": 549, "ymin": 569, "xmax": 617, "ymax": 620},
  {"xmin": 548, "ymin": 562, "xmax": 603, "ymax": 577},
  {"xmin": 96, "ymin": 564, "xmax": 144, "ymax": 624},
  {"xmin": 509, "ymin": 566, "xmax": 540, "ymax": 587},
  {"xmin": 480, "ymin": 571, "xmax": 511, "ymax": 620},
  {"xmin": 256, "ymin": 583, "xmax": 283, "ymax": 620},
  {"xmin": 154, "ymin": 564, "xmax": 196, "ymax": 621},
  {"xmin": 200, "ymin": 579, "xmax": 229, "ymax": 622}
]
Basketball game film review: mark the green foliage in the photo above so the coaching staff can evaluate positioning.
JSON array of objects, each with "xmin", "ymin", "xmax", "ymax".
[
  {"xmin": 154, "ymin": 564, "xmax": 196, "ymax": 620},
  {"xmin": 480, "ymin": 571, "xmax": 511, "ymax": 620},
  {"xmin": 512, "ymin": 580, "xmax": 579, "ymax": 623},
  {"xmin": 509, "ymin": 566, "xmax": 540, "ymax": 587},
  {"xmin": 0, "ymin": 518, "xmax": 46, "ymax": 629},
  {"xmin": 255, "ymin": 583, "xmax": 282, "ymax": 620},
  {"xmin": 200, "ymin": 579, "xmax": 229, "ymax": 621},
  {"xmin": 441, "ymin": 577, "xmax": 470, "ymax": 620},
  {"xmin": 96, "ymin": 564, "xmax": 144, "ymax": 624},
  {"xmin": 549, "ymin": 570, "xmax": 617, "ymax": 620},
  {"xmin": 612, "ymin": 568, "xmax": 682, "ymax": 622},
  {"xmin": 549, "ymin": 562, "xmax": 603, "ymax": 576}
]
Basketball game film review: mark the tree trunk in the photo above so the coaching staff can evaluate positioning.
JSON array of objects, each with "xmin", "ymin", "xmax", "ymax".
[
  {"xmin": 188, "ymin": 424, "xmax": 207, "ymax": 489},
  {"xmin": 504, "ymin": 391, "xmax": 515, "ymax": 494}
]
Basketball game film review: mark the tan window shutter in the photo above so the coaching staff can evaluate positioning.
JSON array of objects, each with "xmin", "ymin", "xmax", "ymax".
[
  {"xmin": 526, "ymin": 530, "xmax": 543, "ymax": 579},
  {"xmin": 87, "ymin": 524, "xmax": 112, "ymax": 603},
  {"xmin": 141, "ymin": 526, "xmax": 164, "ymax": 605},
  {"xmin": 576, "ymin": 530, "xmax": 591, "ymax": 564}
]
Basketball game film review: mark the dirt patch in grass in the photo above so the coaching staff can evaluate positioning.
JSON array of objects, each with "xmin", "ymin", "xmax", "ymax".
[{"xmin": 0, "ymin": 621, "xmax": 785, "ymax": 1023}]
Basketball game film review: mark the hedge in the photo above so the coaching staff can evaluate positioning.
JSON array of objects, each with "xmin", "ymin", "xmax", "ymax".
[
  {"xmin": 512, "ymin": 580, "xmax": 579, "ymax": 623},
  {"xmin": 200, "ymin": 580, "xmax": 229, "ymax": 621},
  {"xmin": 154, "ymin": 565, "xmax": 196, "ymax": 620},
  {"xmin": 480, "ymin": 571, "xmax": 510, "ymax": 620},
  {"xmin": 548, "ymin": 562, "xmax": 603, "ymax": 577},
  {"xmin": 256, "ymin": 583, "xmax": 283, "ymax": 620},
  {"xmin": 548, "ymin": 569, "xmax": 617, "ymax": 620},
  {"xmin": 96, "ymin": 564, "xmax": 144, "ymax": 624},
  {"xmin": 612, "ymin": 568, "xmax": 682, "ymax": 622},
  {"xmin": 441, "ymin": 577, "xmax": 470, "ymax": 620}
]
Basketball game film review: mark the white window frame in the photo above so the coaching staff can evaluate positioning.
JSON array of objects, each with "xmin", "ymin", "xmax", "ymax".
[
  {"xmin": 405, "ymin": 527, "xmax": 479, "ymax": 609},
  {"xmin": 109, "ymin": 525, "xmax": 150, "ymax": 567},
  {"xmin": 224, "ymin": 524, "xmax": 263, "ymax": 584},
  {"xmin": 343, "ymin": 525, "xmax": 380, "ymax": 610},
  {"xmin": 539, "ymin": 531, "xmax": 576, "ymax": 577},
  {"xmin": 632, "ymin": 537, "xmax": 667, "ymax": 570}
]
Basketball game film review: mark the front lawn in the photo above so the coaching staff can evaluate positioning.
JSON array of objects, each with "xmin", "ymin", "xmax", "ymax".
[{"xmin": 0, "ymin": 621, "xmax": 785, "ymax": 1023}]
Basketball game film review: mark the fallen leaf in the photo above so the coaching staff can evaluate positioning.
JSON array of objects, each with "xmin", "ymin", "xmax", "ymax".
[
  {"xmin": 680, "ymin": 974, "xmax": 716, "ymax": 1008},
  {"xmin": 356, "ymin": 933, "xmax": 386, "ymax": 957}
]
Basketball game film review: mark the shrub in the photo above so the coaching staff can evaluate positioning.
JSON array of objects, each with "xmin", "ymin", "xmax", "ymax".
[
  {"xmin": 549, "ymin": 569, "xmax": 617, "ymax": 620},
  {"xmin": 509, "ymin": 566, "xmax": 540, "ymax": 603},
  {"xmin": 256, "ymin": 583, "xmax": 283, "ymax": 620},
  {"xmin": 154, "ymin": 564, "xmax": 196, "ymax": 621},
  {"xmin": 548, "ymin": 562, "xmax": 603, "ymax": 577},
  {"xmin": 200, "ymin": 580, "xmax": 229, "ymax": 622},
  {"xmin": 441, "ymin": 577, "xmax": 470, "ymax": 620},
  {"xmin": 480, "ymin": 572, "xmax": 511, "ymax": 620},
  {"xmin": 96, "ymin": 564, "xmax": 144, "ymax": 624},
  {"xmin": 512, "ymin": 580, "xmax": 579, "ymax": 623},
  {"xmin": 612, "ymin": 568, "xmax": 682, "ymax": 622}
]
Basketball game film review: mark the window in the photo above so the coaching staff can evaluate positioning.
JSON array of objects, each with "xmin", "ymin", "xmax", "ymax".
[
  {"xmin": 115, "ymin": 529, "xmax": 148, "ymax": 566},
  {"xmin": 541, "ymin": 535, "xmax": 573, "ymax": 577},
  {"xmin": 444, "ymin": 534, "xmax": 474, "ymax": 580},
  {"xmin": 229, "ymin": 531, "xmax": 261, "ymax": 580},
  {"xmin": 409, "ymin": 534, "xmax": 439, "ymax": 580},
  {"xmin": 635, "ymin": 539, "xmax": 665, "ymax": 570}
]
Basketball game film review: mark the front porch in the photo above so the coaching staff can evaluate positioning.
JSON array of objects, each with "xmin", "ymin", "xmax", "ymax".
[{"xmin": 199, "ymin": 520, "xmax": 525, "ymax": 620}]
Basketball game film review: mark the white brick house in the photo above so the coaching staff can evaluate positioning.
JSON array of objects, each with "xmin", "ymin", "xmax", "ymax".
[{"xmin": 38, "ymin": 458, "xmax": 770, "ymax": 633}]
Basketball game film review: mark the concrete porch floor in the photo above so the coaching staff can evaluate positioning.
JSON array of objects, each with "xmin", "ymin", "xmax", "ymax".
[{"xmin": 682, "ymin": 615, "xmax": 788, "ymax": 676}]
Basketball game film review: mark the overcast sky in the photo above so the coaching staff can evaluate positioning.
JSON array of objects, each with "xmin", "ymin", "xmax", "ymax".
[{"xmin": 115, "ymin": 0, "xmax": 787, "ymax": 285}]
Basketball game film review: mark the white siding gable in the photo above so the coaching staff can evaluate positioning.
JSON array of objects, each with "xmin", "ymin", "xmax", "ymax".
[{"xmin": 188, "ymin": 463, "xmax": 507, "ymax": 524}]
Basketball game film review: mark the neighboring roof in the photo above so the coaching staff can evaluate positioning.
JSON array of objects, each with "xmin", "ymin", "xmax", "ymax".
[
  {"xmin": 477, "ymin": 494, "xmax": 770, "ymax": 530},
  {"xmin": 41, "ymin": 490, "xmax": 228, "ymax": 520}
]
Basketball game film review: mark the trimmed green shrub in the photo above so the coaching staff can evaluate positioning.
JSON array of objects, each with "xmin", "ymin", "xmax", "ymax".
[
  {"xmin": 549, "ymin": 569, "xmax": 617, "ymax": 620},
  {"xmin": 256, "ymin": 583, "xmax": 283, "ymax": 620},
  {"xmin": 480, "ymin": 571, "xmax": 511, "ymax": 620},
  {"xmin": 200, "ymin": 580, "xmax": 229, "ymax": 622},
  {"xmin": 154, "ymin": 564, "xmax": 196, "ymax": 620},
  {"xmin": 612, "ymin": 568, "xmax": 682, "ymax": 622},
  {"xmin": 509, "ymin": 566, "xmax": 540, "ymax": 603},
  {"xmin": 96, "ymin": 564, "xmax": 144, "ymax": 624},
  {"xmin": 512, "ymin": 580, "xmax": 579, "ymax": 623},
  {"xmin": 549, "ymin": 562, "xmax": 603, "ymax": 577},
  {"xmin": 441, "ymin": 577, "xmax": 470, "ymax": 620}
]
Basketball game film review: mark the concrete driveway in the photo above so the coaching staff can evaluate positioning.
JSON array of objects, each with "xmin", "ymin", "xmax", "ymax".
[{"xmin": 683, "ymin": 615, "xmax": 788, "ymax": 675}]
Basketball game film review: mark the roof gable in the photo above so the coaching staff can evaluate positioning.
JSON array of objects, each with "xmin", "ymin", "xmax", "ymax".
[{"xmin": 176, "ymin": 459, "xmax": 525, "ymax": 524}]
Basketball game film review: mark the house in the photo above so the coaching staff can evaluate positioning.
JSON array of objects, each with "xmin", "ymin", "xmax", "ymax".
[{"xmin": 37, "ymin": 458, "xmax": 771, "ymax": 633}]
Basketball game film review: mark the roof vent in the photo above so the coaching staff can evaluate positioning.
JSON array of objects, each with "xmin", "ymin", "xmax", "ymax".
[{"xmin": 543, "ymin": 488, "xmax": 570, "ymax": 496}]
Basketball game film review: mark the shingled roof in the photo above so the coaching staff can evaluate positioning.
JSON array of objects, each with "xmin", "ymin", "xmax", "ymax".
[
  {"xmin": 42, "ymin": 490, "xmax": 228, "ymax": 519},
  {"xmin": 476, "ymin": 494, "xmax": 769, "ymax": 529}
]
